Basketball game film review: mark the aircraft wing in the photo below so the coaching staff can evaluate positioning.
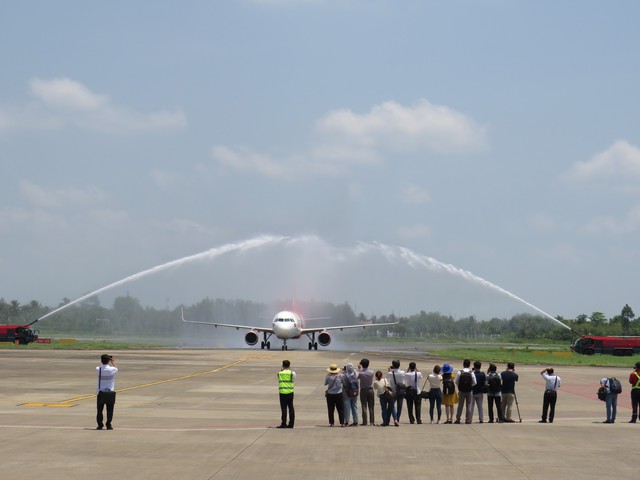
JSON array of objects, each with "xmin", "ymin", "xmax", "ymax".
[
  {"xmin": 181, "ymin": 309, "xmax": 273, "ymax": 333},
  {"xmin": 300, "ymin": 321, "xmax": 398, "ymax": 334}
]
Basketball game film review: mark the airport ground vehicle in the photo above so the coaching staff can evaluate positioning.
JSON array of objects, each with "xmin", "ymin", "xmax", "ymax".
[
  {"xmin": 0, "ymin": 324, "xmax": 39, "ymax": 345},
  {"xmin": 572, "ymin": 335, "xmax": 640, "ymax": 356}
]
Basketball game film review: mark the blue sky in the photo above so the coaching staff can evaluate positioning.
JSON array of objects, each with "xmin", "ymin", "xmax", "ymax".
[{"xmin": 1, "ymin": 1, "xmax": 639, "ymax": 321}]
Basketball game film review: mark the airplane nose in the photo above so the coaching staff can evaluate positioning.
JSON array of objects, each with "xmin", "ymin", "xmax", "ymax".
[{"xmin": 273, "ymin": 323, "xmax": 291, "ymax": 338}]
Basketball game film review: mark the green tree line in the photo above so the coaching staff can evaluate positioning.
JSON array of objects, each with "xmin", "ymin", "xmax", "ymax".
[{"xmin": 1, "ymin": 296, "xmax": 637, "ymax": 342}]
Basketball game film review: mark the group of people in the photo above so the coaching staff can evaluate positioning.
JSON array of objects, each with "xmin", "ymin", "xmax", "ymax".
[
  {"xmin": 598, "ymin": 360, "xmax": 640, "ymax": 424},
  {"xmin": 93, "ymin": 354, "xmax": 640, "ymax": 430},
  {"xmin": 278, "ymin": 358, "xmax": 640, "ymax": 428},
  {"xmin": 318, "ymin": 358, "xmax": 528, "ymax": 427}
]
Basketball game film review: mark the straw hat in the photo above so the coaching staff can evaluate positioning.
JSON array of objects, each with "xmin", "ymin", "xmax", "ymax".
[{"xmin": 327, "ymin": 363, "xmax": 340, "ymax": 374}]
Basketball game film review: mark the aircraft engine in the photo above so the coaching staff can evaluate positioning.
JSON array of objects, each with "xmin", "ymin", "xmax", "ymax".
[
  {"xmin": 318, "ymin": 331, "xmax": 332, "ymax": 347},
  {"xmin": 244, "ymin": 331, "xmax": 259, "ymax": 346}
]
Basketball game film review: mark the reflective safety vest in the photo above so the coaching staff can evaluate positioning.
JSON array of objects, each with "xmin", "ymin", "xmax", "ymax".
[
  {"xmin": 278, "ymin": 370, "xmax": 294, "ymax": 394},
  {"xmin": 633, "ymin": 371, "xmax": 640, "ymax": 390}
]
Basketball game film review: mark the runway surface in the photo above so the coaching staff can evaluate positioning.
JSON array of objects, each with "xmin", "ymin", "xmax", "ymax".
[{"xmin": 1, "ymin": 348, "xmax": 637, "ymax": 479}]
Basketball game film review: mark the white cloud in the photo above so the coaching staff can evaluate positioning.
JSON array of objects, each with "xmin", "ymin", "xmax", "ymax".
[
  {"xmin": 212, "ymin": 145, "xmax": 344, "ymax": 179},
  {"xmin": 19, "ymin": 180, "xmax": 107, "ymax": 209},
  {"xmin": 212, "ymin": 145, "xmax": 292, "ymax": 179},
  {"xmin": 213, "ymin": 99, "xmax": 487, "ymax": 180},
  {"xmin": 316, "ymin": 99, "xmax": 488, "ymax": 155},
  {"xmin": 30, "ymin": 77, "xmax": 107, "ymax": 111},
  {"xmin": 399, "ymin": 184, "xmax": 430, "ymax": 205},
  {"xmin": 582, "ymin": 204, "xmax": 640, "ymax": 235},
  {"xmin": 564, "ymin": 140, "xmax": 640, "ymax": 183},
  {"xmin": 0, "ymin": 77, "xmax": 186, "ymax": 134},
  {"xmin": 396, "ymin": 223, "xmax": 431, "ymax": 240},
  {"xmin": 0, "ymin": 207, "xmax": 69, "ymax": 234},
  {"xmin": 0, "ymin": 106, "xmax": 62, "ymax": 132}
]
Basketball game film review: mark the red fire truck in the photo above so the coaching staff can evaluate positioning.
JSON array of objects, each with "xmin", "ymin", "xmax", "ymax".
[
  {"xmin": 572, "ymin": 335, "xmax": 640, "ymax": 356},
  {"xmin": 0, "ymin": 324, "xmax": 39, "ymax": 345}
]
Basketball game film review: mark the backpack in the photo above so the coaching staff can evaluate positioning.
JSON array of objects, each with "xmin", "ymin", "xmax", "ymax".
[
  {"xmin": 487, "ymin": 372, "xmax": 501, "ymax": 394},
  {"xmin": 475, "ymin": 371, "xmax": 488, "ymax": 394},
  {"xmin": 443, "ymin": 376, "xmax": 455, "ymax": 395},
  {"xmin": 597, "ymin": 386, "xmax": 607, "ymax": 401},
  {"xmin": 458, "ymin": 370, "xmax": 473, "ymax": 393},
  {"xmin": 346, "ymin": 376, "xmax": 359, "ymax": 398},
  {"xmin": 609, "ymin": 377, "xmax": 622, "ymax": 395}
]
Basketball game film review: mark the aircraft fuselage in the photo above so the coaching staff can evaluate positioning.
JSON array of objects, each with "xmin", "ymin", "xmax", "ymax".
[{"xmin": 271, "ymin": 310, "xmax": 302, "ymax": 340}]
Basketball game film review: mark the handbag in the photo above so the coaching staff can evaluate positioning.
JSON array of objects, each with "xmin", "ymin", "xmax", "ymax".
[
  {"xmin": 98, "ymin": 390, "xmax": 117, "ymax": 405},
  {"xmin": 384, "ymin": 386, "xmax": 395, "ymax": 400},
  {"xmin": 419, "ymin": 377, "xmax": 430, "ymax": 400},
  {"xmin": 98, "ymin": 367, "xmax": 117, "ymax": 405},
  {"xmin": 392, "ymin": 371, "xmax": 406, "ymax": 398}
]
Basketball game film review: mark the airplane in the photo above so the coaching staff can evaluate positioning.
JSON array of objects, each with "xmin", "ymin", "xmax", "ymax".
[{"xmin": 181, "ymin": 307, "xmax": 398, "ymax": 350}]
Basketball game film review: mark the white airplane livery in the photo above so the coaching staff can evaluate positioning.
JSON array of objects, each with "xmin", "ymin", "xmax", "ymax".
[{"xmin": 181, "ymin": 308, "xmax": 397, "ymax": 350}]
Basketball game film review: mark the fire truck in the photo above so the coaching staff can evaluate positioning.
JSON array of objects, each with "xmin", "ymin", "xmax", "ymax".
[
  {"xmin": 572, "ymin": 335, "xmax": 640, "ymax": 356},
  {"xmin": 0, "ymin": 324, "xmax": 39, "ymax": 345}
]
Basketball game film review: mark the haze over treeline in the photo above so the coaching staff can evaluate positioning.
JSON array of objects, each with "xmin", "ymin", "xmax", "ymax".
[{"xmin": 1, "ymin": 297, "xmax": 638, "ymax": 342}]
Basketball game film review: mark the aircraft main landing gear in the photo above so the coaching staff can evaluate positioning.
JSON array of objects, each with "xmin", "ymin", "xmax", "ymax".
[
  {"xmin": 260, "ymin": 332, "xmax": 273, "ymax": 350},
  {"xmin": 305, "ymin": 332, "xmax": 319, "ymax": 350}
]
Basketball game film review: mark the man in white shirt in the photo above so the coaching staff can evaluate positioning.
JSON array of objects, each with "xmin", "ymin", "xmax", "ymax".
[
  {"xmin": 405, "ymin": 362, "xmax": 423, "ymax": 424},
  {"xmin": 539, "ymin": 367, "xmax": 561, "ymax": 423},
  {"xmin": 96, "ymin": 354, "xmax": 118, "ymax": 430},
  {"xmin": 386, "ymin": 360, "xmax": 406, "ymax": 426}
]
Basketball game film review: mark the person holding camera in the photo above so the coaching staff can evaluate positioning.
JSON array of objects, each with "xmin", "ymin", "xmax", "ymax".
[
  {"xmin": 96, "ymin": 354, "xmax": 118, "ymax": 430},
  {"xmin": 405, "ymin": 362, "xmax": 423, "ymax": 424},
  {"xmin": 539, "ymin": 367, "xmax": 561, "ymax": 423},
  {"xmin": 357, "ymin": 359, "xmax": 375, "ymax": 426},
  {"xmin": 501, "ymin": 362, "xmax": 518, "ymax": 422}
]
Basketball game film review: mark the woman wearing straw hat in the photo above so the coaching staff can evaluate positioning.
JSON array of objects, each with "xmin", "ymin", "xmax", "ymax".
[{"xmin": 325, "ymin": 364, "xmax": 346, "ymax": 427}]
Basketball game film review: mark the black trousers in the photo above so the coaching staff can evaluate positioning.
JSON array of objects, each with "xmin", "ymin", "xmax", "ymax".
[
  {"xmin": 405, "ymin": 394, "xmax": 422, "ymax": 423},
  {"xmin": 97, "ymin": 395, "xmax": 115, "ymax": 427},
  {"xmin": 279, "ymin": 393, "xmax": 295, "ymax": 427},
  {"xmin": 631, "ymin": 389, "xmax": 640, "ymax": 416},
  {"xmin": 542, "ymin": 390, "xmax": 557, "ymax": 422},
  {"xmin": 326, "ymin": 393, "xmax": 344, "ymax": 426},
  {"xmin": 487, "ymin": 395, "xmax": 503, "ymax": 422},
  {"xmin": 428, "ymin": 388, "xmax": 442, "ymax": 421}
]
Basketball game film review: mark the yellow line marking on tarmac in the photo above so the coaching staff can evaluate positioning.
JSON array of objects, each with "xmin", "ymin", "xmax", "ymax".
[{"xmin": 21, "ymin": 357, "xmax": 250, "ymax": 408}]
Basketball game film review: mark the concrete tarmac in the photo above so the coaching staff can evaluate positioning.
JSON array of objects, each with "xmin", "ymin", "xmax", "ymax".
[{"xmin": 1, "ymin": 348, "xmax": 637, "ymax": 480}]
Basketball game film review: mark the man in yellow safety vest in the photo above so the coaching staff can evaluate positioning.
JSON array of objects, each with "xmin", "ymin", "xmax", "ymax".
[
  {"xmin": 629, "ymin": 361, "xmax": 640, "ymax": 423},
  {"xmin": 277, "ymin": 359, "xmax": 295, "ymax": 428}
]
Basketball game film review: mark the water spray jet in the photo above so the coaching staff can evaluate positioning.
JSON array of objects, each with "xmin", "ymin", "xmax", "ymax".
[
  {"xmin": 33, "ymin": 235, "xmax": 287, "ymax": 324},
  {"xmin": 32, "ymin": 234, "xmax": 570, "ymax": 335}
]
